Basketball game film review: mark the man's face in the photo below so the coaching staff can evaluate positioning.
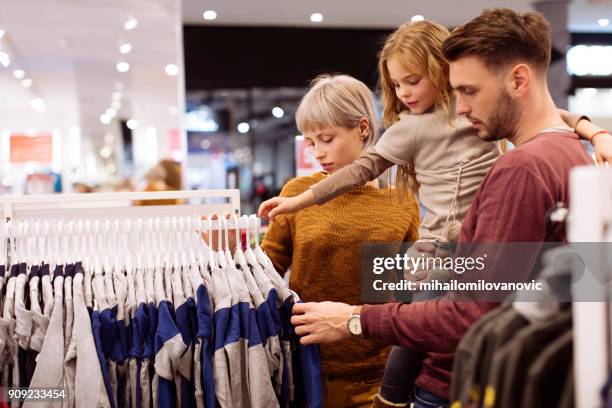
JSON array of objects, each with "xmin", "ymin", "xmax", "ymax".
[{"xmin": 449, "ymin": 56, "xmax": 521, "ymax": 141}]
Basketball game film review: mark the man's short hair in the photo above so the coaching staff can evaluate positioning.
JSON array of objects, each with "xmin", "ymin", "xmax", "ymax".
[{"xmin": 442, "ymin": 8, "xmax": 551, "ymax": 72}]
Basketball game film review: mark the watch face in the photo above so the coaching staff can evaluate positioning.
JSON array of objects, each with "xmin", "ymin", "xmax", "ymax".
[{"xmin": 348, "ymin": 316, "xmax": 362, "ymax": 335}]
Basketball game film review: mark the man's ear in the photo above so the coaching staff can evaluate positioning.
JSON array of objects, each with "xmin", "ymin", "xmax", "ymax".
[{"xmin": 506, "ymin": 63, "xmax": 530, "ymax": 97}]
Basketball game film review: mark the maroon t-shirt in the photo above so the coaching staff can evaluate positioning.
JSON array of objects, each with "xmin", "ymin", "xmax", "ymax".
[{"xmin": 361, "ymin": 132, "xmax": 592, "ymax": 399}]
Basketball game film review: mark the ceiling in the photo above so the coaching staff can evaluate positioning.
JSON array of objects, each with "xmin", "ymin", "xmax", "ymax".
[
  {"xmin": 182, "ymin": 0, "xmax": 612, "ymax": 32},
  {"xmin": 0, "ymin": 0, "xmax": 181, "ymax": 157},
  {"xmin": 0, "ymin": 0, "xmax": 610, "ymax": 176}
]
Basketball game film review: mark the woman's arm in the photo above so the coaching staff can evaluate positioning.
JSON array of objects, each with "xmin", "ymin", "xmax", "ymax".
[{"xmin": 260, "ymin": 181, "xmax": 303, "ymax": 275}]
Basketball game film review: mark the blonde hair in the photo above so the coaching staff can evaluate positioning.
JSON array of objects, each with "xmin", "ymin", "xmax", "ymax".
[
  {"xmin": 378, "ymin": 20, "xmax": 452, "ymax": 193},
  {"xmin": 296, "ymin": 74, "xmax": 377, "ymax": 148}
]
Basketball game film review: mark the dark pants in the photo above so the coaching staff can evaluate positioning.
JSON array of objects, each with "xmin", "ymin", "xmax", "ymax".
[{"xmin": 413, "ymin": 388, "xmax": 449, "ymax": 408}]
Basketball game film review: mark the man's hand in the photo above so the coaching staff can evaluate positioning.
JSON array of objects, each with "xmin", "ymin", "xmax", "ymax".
[
  {"xmin": 258, "ymin": 190, "xmax": 316, "ymax": 221},
  {"xmin": 593, "ymin": 132, "xmax": 612, "ymax": 165},
  {"xmin": 290, "ymin": 301, "xmax": 357, "ymax": 345}
]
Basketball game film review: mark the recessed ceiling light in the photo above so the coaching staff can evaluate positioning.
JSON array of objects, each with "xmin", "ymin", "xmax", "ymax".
[
  {"xmin": 12, "ymin": 69, "xmax": 25, "ymax": 79},
  {"xmin": 112, "ymin": 92, "xmax": 122, "ymax": 101},
  {"xmin": 0, "ymin": 52, "xmax": 10, "ymax": 68},
  {"xmin": 310, "ymin": 13, "xmax": 324, "ymax": 23},
  {"xmin": 30, "ymin": 98, "xmax": 46, "ymax": 113},
  {"xmin": 411, "ymin": 15, "xmax": 425, "ymax": 22},
  {"xmin": 21, "ymin": 78, "xmax": 32, "ymax": 88},
  {"xmin": 104, "ymin": 133, "xmax": 114, "ymax": 144},
  {"xmin": 111, "ymin": 101, "xmax": 122, "ymax": 110},
  {"xmin": 100, "ymin": 114, "xmax": 111, "ymax": 124},
  {"xmin": 124, "ymin": 18, "xmax": 138, "ymax": 31},
  {"xmin": 126, "ymin": 119, "xmax": 138, "ymax": 130},
  {"xmin": 165, "ymin": 64, "xmax": 179, "ymax": 76},
  {"xmin": 106, "ymin": 108, "xmax": 116, "ymax": 117},
  {"xmin": 119, "ymin": 43, "xmax": 132, "ymax": 54},
  {"xmin": 116, "ymin": 62, "xmax": 130, "ymax": 73},
  {"xmin": 272, "ymin": 107, "xmax": 284, "ymax": 118},
  {"xmin": 203, "ymin": 10, "xmax": 217, "ymax": 21},
  {"xmin": 599, "ymin": 18, "xmax": 610, "ymax": 27},
  {"xmin": 237, "ymin": 122, "xmax": 250, "ymax": 133}
]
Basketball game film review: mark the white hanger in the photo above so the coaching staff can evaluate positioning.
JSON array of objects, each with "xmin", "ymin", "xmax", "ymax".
[
  {"xmin": 233, "ymin": 214, "xmax": 248, "ymax": 267},
  {"xmin": 251, "ymin": 214, "xmax": 273, "ymax": 269},
  {"xmin": 222, "ymin": 215, "xmax": 235, "ymax": 266},
  {"xmin": 216, "ymin": 215, "xmax": 227, "ymax": 270},
  {"xmin": 242, "ymin": 215, "xmax": 259, "ymax": 266}
]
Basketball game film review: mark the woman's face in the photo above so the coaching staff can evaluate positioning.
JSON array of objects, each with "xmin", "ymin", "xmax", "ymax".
[
  {"xmin": 303, "ymin": 123, "xmax": 367, "ymax": 174},
  {"xmin": 387, "ymin": 56, "xmax": 437, "ymax": 114}
]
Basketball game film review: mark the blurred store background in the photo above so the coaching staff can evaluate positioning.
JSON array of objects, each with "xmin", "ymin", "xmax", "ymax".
[{"xmin": 0, "ymin": 0, "xmax": 610, "ymax": 213}]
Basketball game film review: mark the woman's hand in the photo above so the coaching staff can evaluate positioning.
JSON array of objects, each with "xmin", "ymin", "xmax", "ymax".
[
  {"xmin": 258, "ymin": 190, "xmax": 315, "ymax": 221},
  {"xmin": 593, "ymin": 132, "xmax": 612, "ymax": 165}
]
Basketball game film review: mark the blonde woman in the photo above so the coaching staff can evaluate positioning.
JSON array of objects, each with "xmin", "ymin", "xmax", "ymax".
[{"xmin": 261, "ymin": 74, "xmax": 420, "ymax": 408}]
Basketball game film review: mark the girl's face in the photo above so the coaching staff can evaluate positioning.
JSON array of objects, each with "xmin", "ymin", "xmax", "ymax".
[
  {"xmin": 387, "ymin": 56, "xmax": 437, "ymax": 114},
  {"xmin": 303, "ymin": 121, "xmax": 368, "ymax": 174}
]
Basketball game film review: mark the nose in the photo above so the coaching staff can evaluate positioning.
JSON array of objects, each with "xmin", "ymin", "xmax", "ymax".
[
  {"xmin": 399, "ymin": 85, "xmax": 411, "ymax": 99},
  {"xmin": 313, "ymin": 144, "xmax": 325, "ymax": 161},
  {"xmin": 455, "ymin": 94, "xmax": 470, "ymax": 116}
]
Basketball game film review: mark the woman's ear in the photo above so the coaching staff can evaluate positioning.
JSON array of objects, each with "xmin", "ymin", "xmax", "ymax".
[{"xmin": 359, "ymin": 118, "xmax": 370, "ymax": 140}]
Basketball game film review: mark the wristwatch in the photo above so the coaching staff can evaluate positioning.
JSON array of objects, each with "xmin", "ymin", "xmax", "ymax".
[{"xmin": 347, "ymin": 306, "xmax": 363, "ymax": 337}]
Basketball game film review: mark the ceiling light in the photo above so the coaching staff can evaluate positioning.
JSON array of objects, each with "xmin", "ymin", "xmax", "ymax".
[
  {"xmin": 116, "ymin": 62, "xmax": 130, "ymax": 73},
  {"xmin": 30, "ymin": 98, "xmax": 46, "ymax": 113},
  {"xmin": 12, "ymin": 69, "xmax": 25, "ymax": 79},
  {"xmin": 111, "ymin": 100, "xmax": 122, "ymax": 110},
  {"xmin": 112, "ymin": 91, "xmax": 122, "ymax": 101},
  {"xmin": 0, "ymin": 52, "xmax": 10, "ymax": 67},
  {"xmin": 165, "ymin": 64, "xmax": 179, "ymax": 76},
  {"xmin": 310, "ymin": 13, "xmax": 324, "ymax": 23},
  {"xmin": 203, "ymin": 10, "xmax": 217, "ymax": 21},
  {"xmin": 21, "ymin": 78, "xmax": 32, "ymax": 88},
  {"xmin": 100, "ymin": 114, "xmax": 111, "ymax": 124},
  {"xmin": 106, "ymin": 108, "xmax": 116, "ymax": 117},
  {"xmin": 599, "ymin": 18, "xmax": 610, "ymax": 27},
  {"xmin": 126, "ymin": 119, "xmax": 138, "ymax": 130},
  {"xmin": 100, "ymin": 146, "xmax": 112, "ymax": 159},
  {"xmin": 237, "ymin": 122, "xmax": 250, "ymax": 133},
  {"xmin": 104, "ymin": 133, "xmax": 114, "ymax": 144},
  {"xmin": 124, "ymin": 18, "xmax": 138, "ymax": 31},
  {"xmin": 272, "ymin": 107, "xmax": 284, "ymax": 118},
  {"xmin": 411, "ymin": 15, "xmax": 425, "ymax": 22},
  {"xmin": 119, "ymin": 43, "xmax": 132, "ymax": 54}
]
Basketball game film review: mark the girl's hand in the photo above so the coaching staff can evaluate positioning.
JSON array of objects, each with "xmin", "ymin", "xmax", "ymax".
[
  {"xmin": 593, "ymin": 132, "xmax": 612, "ymax": 165},
  {"xmin": 258, "ymin": 190, "xmax": 315, "ymax": 221}
]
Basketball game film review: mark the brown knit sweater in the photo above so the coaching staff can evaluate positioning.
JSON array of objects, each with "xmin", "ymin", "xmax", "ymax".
[{"xmin": 261, "ymin": 172, "xmax": 420, "ymax": 382}]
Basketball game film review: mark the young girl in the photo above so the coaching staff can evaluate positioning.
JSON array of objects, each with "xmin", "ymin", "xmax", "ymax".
[
  {"xmin": 260, "ymin": 74, "xmax": 421, "ymax": 408},
  {"xmin": 259, "ymin": 21, "xmax": 609, "ymax": 408}
]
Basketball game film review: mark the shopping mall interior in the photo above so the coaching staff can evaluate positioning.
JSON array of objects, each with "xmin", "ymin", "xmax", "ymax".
[{"xmin": 0, "ymin": 0, "xmax": 609, "ymax": 213}]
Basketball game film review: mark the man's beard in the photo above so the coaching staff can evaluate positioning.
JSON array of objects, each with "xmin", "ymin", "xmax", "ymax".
[{"xmin": 479, "ymin": 90, "xmax": 520, "ymax": 142}]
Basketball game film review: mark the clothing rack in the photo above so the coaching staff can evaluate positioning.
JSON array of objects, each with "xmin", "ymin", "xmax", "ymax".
[
  {"xmin": 0, "ymin": 189, "xmax": 241, "ymax": 265},
  {"xmin": 569, "ymin": 165, "xmax": 612, "ymax": 408}
]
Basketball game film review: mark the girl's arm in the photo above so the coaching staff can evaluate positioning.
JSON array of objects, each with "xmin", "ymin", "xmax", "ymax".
[
  {"xmin": 560, "ymin": 109, "xmax": 612, "ymax": 164},
  {"xmin": 258, "ymin": 148, "xmax": 394, "ymax": 220},
  {"xmin": 259, "ymin": 121, "xmax": 419, "ymax": 220}
]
